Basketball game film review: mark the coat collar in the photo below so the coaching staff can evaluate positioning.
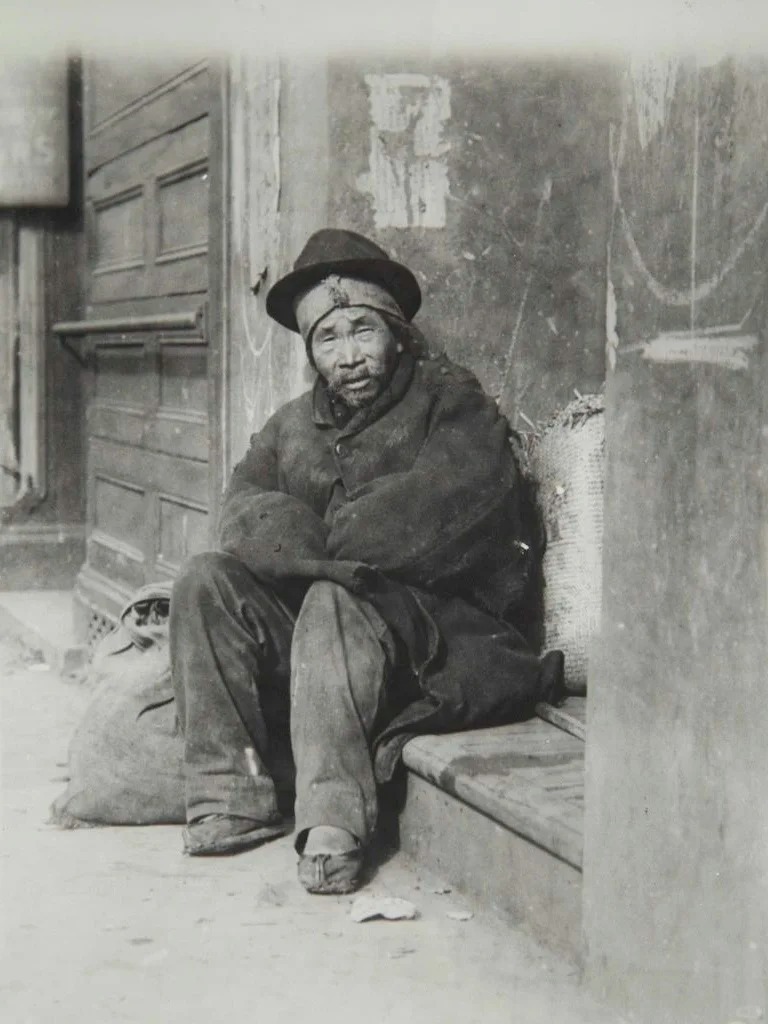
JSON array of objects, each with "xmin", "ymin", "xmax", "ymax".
[{"xmin": 312, "ymin": 352, "xmax": 416, "ymax": 434}]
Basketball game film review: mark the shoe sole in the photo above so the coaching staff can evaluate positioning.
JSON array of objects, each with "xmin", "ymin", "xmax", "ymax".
[
  {"xmin": 302, "ymin": 879, "xmax": 359, "ymax": 895},
  {"xmin": 183, "ymin": 822, "xmax": 289, "ymax": 857}
]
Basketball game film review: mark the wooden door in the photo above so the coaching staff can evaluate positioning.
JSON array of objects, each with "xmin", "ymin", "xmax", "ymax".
[{"xmin": 73, "ymin": 58, "xmax": 224, "ymax": 634}]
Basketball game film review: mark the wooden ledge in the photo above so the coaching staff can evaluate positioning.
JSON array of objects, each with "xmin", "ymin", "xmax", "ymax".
[
  {"xmin": 537, "ymin": 695, "xmax": 587, "ymax": 740},
  {"xmin": 402, "ymin": 715, "xmax": 585, "ymax": 869}
]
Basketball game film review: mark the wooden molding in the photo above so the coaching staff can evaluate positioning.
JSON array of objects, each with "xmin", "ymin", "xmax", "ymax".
[
  {"xmin": 17, "ymin": 224, "xmax": 46, "ymax": 500},
  {"xmin": 53, "ymin": 310, "xmax": 203, "ymax": 336},
  {"xmin": 88, "ymin": 61, "xmax": 209, "ymax": 137},
  {"xmin": 0, "ymin": 214, "xmax": 17, "ymax": 506},
  {"xmin": 206, "ymin": 59, "xmax": 230, "ymax": 539}
]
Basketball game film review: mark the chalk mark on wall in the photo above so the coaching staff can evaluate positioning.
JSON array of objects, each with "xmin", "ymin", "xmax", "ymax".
[
  {"xmin": 605, "ymin": 278, "xmax": 620, "ymax": 373},
  {"xmin": 643, "ymin": 332, "xmax": 757, "ymax": 370},
  {"xmin": 228, "ymin": 56, "xmax": 297, "ymax": 464},
  {"xmin": 358, "ymin": 74, "xmax": 450, "ymax": 229},
  {"xmin": 497, "ymin": 176, "xmax": 552, "ymax": 400},
  {"xmin": 630, "ymin": 55, "xmax": 679, "ymax": 152},
  {"xmin": 609, "ymin": 98, "xmax": 768, "ymax": 311},
  {"xmin": 622, "ymin": 328, "xmax": 757, "ymax": 371},
  {"xmin": 235, "ymin": 77, "xmax": 279, "ymax": 434}
]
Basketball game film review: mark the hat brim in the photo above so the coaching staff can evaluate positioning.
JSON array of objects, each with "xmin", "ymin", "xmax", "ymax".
[{"xmin": 265, "ymin": 257, "xmax": 422, "ymax": 333}]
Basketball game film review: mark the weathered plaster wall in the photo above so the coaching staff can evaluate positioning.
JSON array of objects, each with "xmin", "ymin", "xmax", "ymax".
[
  {"xmin": 326, "ymin": 55, "xmax": 620, "ymax": 426},
  {"xmin": 583, "ymin": 56, "xmax": 768, "ymax": 1024}
]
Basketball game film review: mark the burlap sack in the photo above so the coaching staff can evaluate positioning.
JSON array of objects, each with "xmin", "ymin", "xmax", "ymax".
[
  {"xmin": 529, "ymin": 394, "xmax": 605, "ymax": 694},
  {"xmin": 49, "ymin": 582, "xmax": 186, "ymax": 827}
]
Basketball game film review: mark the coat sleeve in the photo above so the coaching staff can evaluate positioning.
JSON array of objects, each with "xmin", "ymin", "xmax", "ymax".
[
  {"xmin": 218, "ymin": 415, "xmax": 329, "ymax": 564},
  {"xmin": 326, "ymin": 367, "xmax": 527, "ymax": 601}
]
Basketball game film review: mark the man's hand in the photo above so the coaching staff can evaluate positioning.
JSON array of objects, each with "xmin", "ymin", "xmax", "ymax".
[{"xmin": 219, "ymin": 490, "xmax": 329, "ymax": 564}]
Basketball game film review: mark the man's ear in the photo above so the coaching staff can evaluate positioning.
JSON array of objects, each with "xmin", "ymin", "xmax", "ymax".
[{"xmin": 305, "ymin": 334, "xmax": 317, "ymax": 368}]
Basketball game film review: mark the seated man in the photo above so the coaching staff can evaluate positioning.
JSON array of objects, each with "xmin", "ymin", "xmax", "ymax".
[{"xmin": 170, "ymin": 228, "xmax": 564, "ymax": 895}]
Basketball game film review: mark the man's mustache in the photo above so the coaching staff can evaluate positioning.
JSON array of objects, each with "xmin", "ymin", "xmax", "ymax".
[{"xmin": 336, "ymin": 372, "xmax": 378, "ymax": 384}]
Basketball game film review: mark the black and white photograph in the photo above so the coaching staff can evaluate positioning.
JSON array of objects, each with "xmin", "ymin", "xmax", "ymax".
[{"xmin": 1, "ymin": 3, "xmax": 766, "ymax": 1022}]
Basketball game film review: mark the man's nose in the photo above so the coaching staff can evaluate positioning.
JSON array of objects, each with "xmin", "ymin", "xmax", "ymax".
[{"xmin": 338, "ymin": 335, "xmax": 363, "ymax": 366}]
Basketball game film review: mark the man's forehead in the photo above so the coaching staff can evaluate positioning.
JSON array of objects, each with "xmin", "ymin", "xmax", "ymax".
[
  {"xmin": 314, "ymin": 306, "xmax": 384, "ymax": 334},
  {"xmin": 295, "ymin": 273, "xmax": 404, "ymax": 342}
]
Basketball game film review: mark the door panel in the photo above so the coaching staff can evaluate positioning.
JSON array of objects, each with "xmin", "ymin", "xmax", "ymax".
[
  {"xmin": 86, "ymin": 60, "xmax": 210, "ymax": 171},
  {"xmin": 76, "ymin": 58, "xmax": 216, "ymax": 624},
  {"xmin": 87, "ymin": 58, "xmax": 194, "ymax": 128},
  {"xmin": 157, "ymin": 495, "xmax": 209, "ymax": 575},
  {"xmin": 87, "ymin": 117, "xmax": 209, "ymax": 304}
]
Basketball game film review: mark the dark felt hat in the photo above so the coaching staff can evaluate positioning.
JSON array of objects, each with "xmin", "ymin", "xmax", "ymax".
[{"xmin": 265, "ymin": 228, "xmax": 422, "ymax": 333}]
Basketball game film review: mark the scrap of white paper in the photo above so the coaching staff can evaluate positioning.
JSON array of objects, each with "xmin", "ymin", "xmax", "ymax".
[{"xmin": 350, "ymin": 896, "xmax": 419, "ymax": 923}]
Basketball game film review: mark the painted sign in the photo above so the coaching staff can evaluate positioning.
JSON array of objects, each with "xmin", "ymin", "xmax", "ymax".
[
  {"xmin": 358, "ymin": 73, "xmax": 450, "ymax": 229},
  {"xmin": 0, "ymin": 58, "xmax": 69, "ymax": 206}
]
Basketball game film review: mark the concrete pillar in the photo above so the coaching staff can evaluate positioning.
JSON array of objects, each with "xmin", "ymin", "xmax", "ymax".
[
  {"xmin": 584, "ymin": 345, "xmax": 768, "ymax": 1023},
  {"xmin": 583, "ymin": 55, "xmax": 768, "ymax": 1023}
]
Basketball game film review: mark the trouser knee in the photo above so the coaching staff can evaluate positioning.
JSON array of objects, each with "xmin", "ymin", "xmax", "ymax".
[
  {"xmin": 171, "ymin": 551, "xmax": 248, "ymax": 611},
  {"xmin": 296, "ymin": 580, "xmax": 348, "ymax": 620},
  {"xmin": 292, "ymin": 581, "xmax": 366, "ymax": 659}
]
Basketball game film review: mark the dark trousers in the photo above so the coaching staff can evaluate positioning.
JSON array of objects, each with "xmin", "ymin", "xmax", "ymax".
[{"xmin": 170, "ymin": 552, "xmax": 399, "ymax": 845}]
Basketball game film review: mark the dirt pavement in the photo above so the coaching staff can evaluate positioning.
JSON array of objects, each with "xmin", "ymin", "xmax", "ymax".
[{"xmin": 0, "ymin": 629, "xmax": 621, "ymax": 1024}]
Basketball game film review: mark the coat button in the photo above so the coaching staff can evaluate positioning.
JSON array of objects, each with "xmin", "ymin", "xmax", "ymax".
[{"xmin": 334, "ymin": 441, "xmax": 347, "ymax": 457}]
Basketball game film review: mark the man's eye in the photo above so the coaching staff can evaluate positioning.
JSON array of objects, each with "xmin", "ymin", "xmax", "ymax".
[{"xmin": 355, "ymin": 326, "xmax": 373, "ymax": 336}]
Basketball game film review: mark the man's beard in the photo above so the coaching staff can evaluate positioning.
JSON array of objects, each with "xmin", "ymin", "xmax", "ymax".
[{"xmin": 326, "ymin": 369, "xmax": 389, "ymax": 409}]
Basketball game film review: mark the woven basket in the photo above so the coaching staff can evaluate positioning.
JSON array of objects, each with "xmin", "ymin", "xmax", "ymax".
[{"xmin": 529, "ymin": 394, "xmax": 605, "ymax": 694}]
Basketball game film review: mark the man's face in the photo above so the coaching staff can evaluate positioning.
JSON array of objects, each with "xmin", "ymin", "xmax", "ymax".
[{"xmin": 310, "ymin": 307, "xmax": 403, "ymax": 408}]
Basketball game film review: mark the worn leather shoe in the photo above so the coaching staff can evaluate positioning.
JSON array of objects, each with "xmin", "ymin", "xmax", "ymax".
[
  {"xmin": 182, "ymin": 814, "xmax": 289, "ymax": 856},
  {"xmin": 298, "ymin": 847, "xmax": 364, "ymax": 895}
]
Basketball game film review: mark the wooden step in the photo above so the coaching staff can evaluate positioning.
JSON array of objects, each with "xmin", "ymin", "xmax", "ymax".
[
  {"xmin": 399, "ymin": 699, "xmax": 586, "ymax": 962},
  {"xmin": 537, "ymin": 696, "xmax": 587, "ymax": 740}
]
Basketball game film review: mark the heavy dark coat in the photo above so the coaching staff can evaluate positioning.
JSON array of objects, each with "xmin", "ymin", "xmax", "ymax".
[{"xmin": 218, "ymin": 351, "xmax": 543, "ymax": 779}]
